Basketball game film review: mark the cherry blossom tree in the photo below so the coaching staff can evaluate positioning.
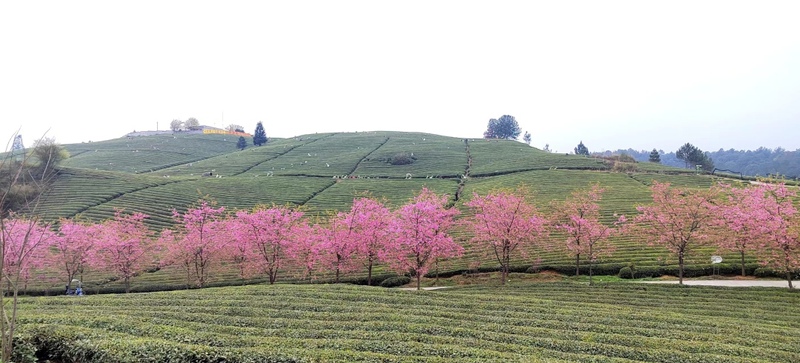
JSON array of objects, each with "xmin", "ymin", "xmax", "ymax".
[
  {"xmin": 165, "ymin": 201, "xmax": 227, "ymax": 288},
  {"xmin": 633, "ymin": 182, "xmax": 718, "ymax": 285},
  {"xmin": 466, "ymin": 188, "xmax": 548, "ymax": 285},
  {"xmin": 319, "ymin": 211, "xmax": 362, "ymax": 283},
  {"xmin": 713, "ymin": 184, "xmax": 771, "ymax": 276},
  {"xmin": 231, "ymin": 205, "xmax": 305, "ymax": 284},
  {"xmin": 288, "ymin": 222, "xmax": 322, "ymax": 281},
  {"xmin": 350, "ymin": 197, "xmax": 392, "ymax": 285},
  {"xmin": 53, "ymin": 218, "xmax": 97, "ymax": 289},
  {"xmin": 384, "ymin": 188, "xmax": 462, "ymax": 290},
  {"xmin": 551, "ymin": 184, "xmax": 623, "ymax": 285},
  {"xmin": 754, "ymin": 183, "xmax": 799, "ymax": 288},
  {"xmin": 90, "ymin": 210, "xmax": 155, "ymax": 293},
  {"xmin": 0, "ymin": 214, "xmax": 55, "ymax": 361}
]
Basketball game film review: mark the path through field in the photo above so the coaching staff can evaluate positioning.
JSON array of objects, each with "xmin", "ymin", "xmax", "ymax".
[{"xmin": 640, "ymin": 280, "xmax": 797, "ymax": 288}]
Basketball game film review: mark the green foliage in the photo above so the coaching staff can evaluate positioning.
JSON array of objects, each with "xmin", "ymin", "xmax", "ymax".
[
  {"xmin": 253, "ymin": 122, "xmax": 268, "ymax": 146},
  {"xmin": 236, "ymin": 136, "xmax": 247, "ymax": 150},
  {"xmin": 483, "ymin": 115, "xmax": 521, "ymax": 140},
  {"xmin": 389, "ymin": 152, "xmax": 415, "ymax": 165},
  {"xmin": 676, "ymin": 142, "xmax": 714, "ymax": 171},
  {"xmin": 648, "ymin": 149, "xmax": 661, "ymax": 163},
  {"xmin": 379, "ymin": 276, "xmax": 411, "ymax": 287},
  {"xmin": 574, "ymin": 141, "xmax": 589, "ymax": 156}
]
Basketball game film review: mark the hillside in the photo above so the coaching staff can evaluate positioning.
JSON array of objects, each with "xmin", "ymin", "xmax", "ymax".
[{"xmin": 30, "ymin": 131, "xmax": 751, "ymax": 290}]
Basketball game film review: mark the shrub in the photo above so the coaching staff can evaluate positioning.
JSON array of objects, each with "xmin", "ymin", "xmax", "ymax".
[
  {"xmin": 754, "ymin": 267, "xmax": 779, "ymax": 278},
  {"xmin": 380, "ymin": 276, "xmax": 411, "ymax": 288},
  {"xmin": 618, "ymin": 267, "xmax": 634, "ymax": 279},
  {"xmin": 389, "ymin": 153, "xmax": 416, "ymax": 165}
]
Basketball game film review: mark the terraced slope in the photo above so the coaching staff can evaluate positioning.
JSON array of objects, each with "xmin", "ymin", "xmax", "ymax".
[
  {"xmin": 62, "ymin": 133, "xmax": 242, "ymax": 173},
  {"xmin": 31, "ymin": 131, "xmax": 751, "ymax": 289},
  {"xmin": 15, "ymin": 282, "xmax": 800, "ymax": 362}
]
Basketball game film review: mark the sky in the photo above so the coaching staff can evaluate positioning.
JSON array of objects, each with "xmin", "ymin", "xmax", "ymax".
[{"xmin": 2, "ymin": 1, "xmax": 799, "ymax": 154}]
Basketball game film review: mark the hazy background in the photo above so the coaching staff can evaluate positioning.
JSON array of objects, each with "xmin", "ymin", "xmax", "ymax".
[{"xmin": 2, "ymin": 1, "xmax": 799, "ymax": 153}]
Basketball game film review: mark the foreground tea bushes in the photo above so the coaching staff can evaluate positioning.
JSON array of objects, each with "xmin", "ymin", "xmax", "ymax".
[{"xmin": 14, "ymin": 282, "xmax": 800, "ymax": 362}]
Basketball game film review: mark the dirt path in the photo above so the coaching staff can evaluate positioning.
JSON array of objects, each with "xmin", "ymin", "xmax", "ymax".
[{"xmin": 640, "ymin": 280, "xmax": 797, "ymax": 288}]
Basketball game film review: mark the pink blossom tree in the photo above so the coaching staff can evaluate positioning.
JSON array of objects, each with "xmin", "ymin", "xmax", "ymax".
[
  {"xmin": 754, "ymin": 183, "xmax": 799, "ymax": 288},
  {"xmin": 53, "ymin": 218, "xmax": 97, "ymax": 290},
  {"xmin": 350, "ymin": 197, "xmax": 392, "ymax": 285},
  {"xmin": 713, "ymin": 184, "xmax": 772, "ymax": 276},
  {"xmin": 551, "ymin": 184, "xmax": 623, "ymax": 285},
  {"xmin": 90, "ymin": 210, "xmax": 156, "ymax": 293},
  {"xmin": 164, "ymin": 201, "xmax": 227, "ymax": 288},
  {"xmin": 466, "ymin": 188, "xmax": 548, "ymax": 285},
  {"xmin": 633, "ymin": 182, "xmax": 718, "ymax": 285},
  {"xmin": 231, "ymin": 205, "xmax": 305, "ymax": 284},
  {"xmin": 287, "ymin": 222, "xmax": 322, "ymax": 281},
  {"xmin": 319, "ymin": 210, "xmax": 362, "ymax": 283},
  {"xmin": 0, "ymin": 213, "xmax": 55, "ymax": 361},
  {"xmin": 1, "ymin": 214, "xmax": 55, "ymax": 293},
  {"xmin": 384, "ymin": 188, "xmax": 463, "ymax": 290}
]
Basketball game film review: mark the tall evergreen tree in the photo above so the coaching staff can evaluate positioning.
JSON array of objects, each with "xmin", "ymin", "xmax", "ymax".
[
  {"xmin": 648, "ymin": 149, "xmax": 661, "ymax": 163},
  {"xmin": 253, "ymin": 122, "xmax": 268, "ymax": 146},
  {"xmin": 574, "ymin": 141, "xmax": 589, "ymax": 156}
]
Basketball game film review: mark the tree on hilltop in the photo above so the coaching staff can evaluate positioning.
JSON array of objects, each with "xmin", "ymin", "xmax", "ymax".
[
  {"xmin": 574, "ymin": 141, "xmax": 589, "ymax": 156},
  {"xmin": 676, "ymin": 143, "xmax": 714, "ymax": 171},
  {"xmin": 649, "ymin": 149, "xmax": 661, "ymax": 163},
  {"xmin": 185, "ymin": 118, "xmax": 200, "ymax": 128},
  {"xmin": 483, "ymin": 115, "xmax": 521, "ymax": 140},
  {"xmin": 253, "ymin": 122, "xmax": 268, "ymax": 146},
  {"xmin": 237, "ymin": 136, "xmax": 247, "ymax": 150},
  {"xmin": 523, "ymin": 131, "xmax": 532, "ymax": 145},
  {"xmin": 170, "ymin": 119, "xmax": 184, "ymax": 132}
]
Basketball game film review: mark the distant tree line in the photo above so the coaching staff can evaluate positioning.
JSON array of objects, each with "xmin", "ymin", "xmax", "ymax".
[{"xmin": 598, "ymin": 146, "xmax": 800, "ymax": 179}]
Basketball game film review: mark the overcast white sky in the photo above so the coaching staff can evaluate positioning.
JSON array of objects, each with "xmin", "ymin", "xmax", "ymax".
[{"xmin": 2, "ymin": 1, "xmax": 799, "ymax": 153}]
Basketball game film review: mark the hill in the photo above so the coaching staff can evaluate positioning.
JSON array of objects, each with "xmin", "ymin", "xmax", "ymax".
[{"xmin": 29, "ymin": 131, "xmax": 752, "ymax": 291}]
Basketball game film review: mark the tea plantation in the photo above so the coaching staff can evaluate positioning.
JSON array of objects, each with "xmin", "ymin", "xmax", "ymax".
[
  {"xmin": 30, "ymin": 131, "xmax": 762, "ymax": 291},
  {"xmin": 14, "ymin": 282, "xmax": 800, "ymax": 362}
]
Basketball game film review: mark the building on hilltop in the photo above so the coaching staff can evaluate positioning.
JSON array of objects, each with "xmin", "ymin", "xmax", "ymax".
[{"xmin": 126, "ymin": 125, "xmax": 252, "ymax": 138}]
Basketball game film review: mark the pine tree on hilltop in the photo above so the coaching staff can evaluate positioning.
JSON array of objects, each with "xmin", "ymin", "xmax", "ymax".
[
  {"xmin": 648, "ymin": 149, "xmax": 661, "ymax": 163},
  {"xmin": 574, "ymin": 141, "xmax": 589, "ymax": 156},
  {"xmin": 237, "ymin": 136, "xmax": 247, "ymax": 150},
  {"xmin": 253, "ymin": 122, "xmax": 268, "ymax": 146}
]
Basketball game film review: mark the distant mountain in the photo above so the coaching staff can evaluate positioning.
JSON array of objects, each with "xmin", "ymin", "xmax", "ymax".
[{"xmin": 597, "ymin": 147, "xmax": 800, "ymax": 179}]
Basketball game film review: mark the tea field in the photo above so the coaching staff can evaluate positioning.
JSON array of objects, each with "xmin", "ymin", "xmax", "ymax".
[
  {"xmin": 29, "ymin": 131, "xmax": 764, "ymax": 291},
  {"xmin": 14, "ymin": 282, "xmax": 800, "ymax": 362}
]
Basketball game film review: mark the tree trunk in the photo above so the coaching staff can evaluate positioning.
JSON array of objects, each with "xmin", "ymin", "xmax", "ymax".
[
  {"xmin": 367, "ymin": 263, "xmax": 373, "ymax": 286},
  {"xmin": 588, "ymin": 245, "xmax": 594, "ymax": 286},
  {"xmin": 416, "ymin": 273, "xmax": 421, "ymax": 291},
  {"xmin": 787, "ymin": 271, "xmax": 793, "ymax": 289},
  {"xmin": 678, "ymin": 250, "xmax": 685, "ymax": 285},
  {"xmin": 575, "ymin": 253, "xmax": 581, "ymax": 276},
  {"xmin": 740, "ymin": 251, "xmax": 746, "ymax": 277}
]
